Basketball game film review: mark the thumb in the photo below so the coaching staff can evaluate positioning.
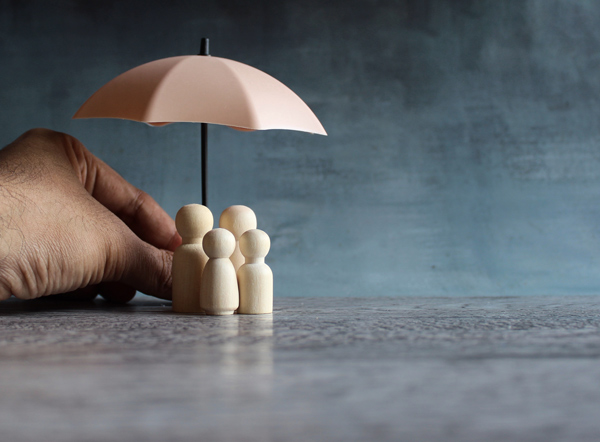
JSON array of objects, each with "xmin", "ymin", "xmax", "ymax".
[{"xmin": 118, "ymin": 239, "xmax": 174, "ymax": 300}]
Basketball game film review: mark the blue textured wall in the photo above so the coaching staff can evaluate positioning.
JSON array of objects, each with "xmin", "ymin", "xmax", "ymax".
[{"xmin": 2, "ymin": 0, "xmax": 600, "ymax": 296}]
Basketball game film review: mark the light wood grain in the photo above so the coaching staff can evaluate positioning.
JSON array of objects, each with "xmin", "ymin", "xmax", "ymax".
[
  {"xmin": 219, "ymin": 205, "xmax": 257, "ymax": 272},
  {"xmin": 172, "ymin": 204, "xmax": 213, "ymax": 313},
  {"xmin": 238, "ymin": 229, "xmax": 273, "ymax": 314},
  {"xmin": 200, "ymin": 228, "xmax": 239, "ymax": 315}
]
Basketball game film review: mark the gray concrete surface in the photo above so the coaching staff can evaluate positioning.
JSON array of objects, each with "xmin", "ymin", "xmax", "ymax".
[{"xmin": 1, "ymin": 295, "xmax": 600, "ymax": 441}]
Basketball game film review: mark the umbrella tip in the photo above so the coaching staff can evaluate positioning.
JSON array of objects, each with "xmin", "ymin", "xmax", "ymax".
[{"xmin": 199, "ymin": 38, "xmax": 209, "ymax": 56}]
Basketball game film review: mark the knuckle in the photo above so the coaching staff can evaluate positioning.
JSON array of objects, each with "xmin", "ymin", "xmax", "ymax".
[
  {"xmin": 157, "ymin": 250, "xmax": 173, "ymax": 296},
  {"xmin": 131, "ymin": 189, "xmax": 150, "ymax": 215},
  {"xmin": 144, "ymin": 247, "xmax": 173, "ymax": 298},
  {"xmin": 0, "ymin": 261, "xmax": 32, "ymax": 300},
  {"xmin": 22, "ymin": 127, "xmax": 54, "ymax": 140}
]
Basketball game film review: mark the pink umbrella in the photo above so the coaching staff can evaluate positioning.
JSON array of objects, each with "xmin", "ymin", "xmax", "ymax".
[{"xmin": 74, "ymin": 39, "xmax": 326, "ymax": 206}]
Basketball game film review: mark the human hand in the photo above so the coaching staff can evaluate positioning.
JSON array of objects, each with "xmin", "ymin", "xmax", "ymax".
[{"xmin": 0, "ymin": 128, "xmax": 182, "ymax": 302}]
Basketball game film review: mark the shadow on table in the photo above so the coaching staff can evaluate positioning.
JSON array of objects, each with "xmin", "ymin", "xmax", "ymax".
[{"xmin": 0, "ymin": 295, "xmax": 169, "ymax": 314}]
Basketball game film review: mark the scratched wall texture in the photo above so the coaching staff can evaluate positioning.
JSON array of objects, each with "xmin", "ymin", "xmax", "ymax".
[{"xmin": 1, "ymin": 0, "xmax": 600, "ymax": 297}]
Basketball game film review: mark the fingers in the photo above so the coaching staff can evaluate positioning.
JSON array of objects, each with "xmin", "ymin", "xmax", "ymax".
[
  {"xmin": 3, "ymin": 130, "xmax": 179, "ymax": 302},
  {"xmin": 62, "ymin": 135, "xmax": 178, "ymax": 300},
  {"xmin": 64, "ymin": 135, "xmax": 181, "ymax": 252},
  {"xmin": 118, "ymin": 239, "xmax": 174, "ymax": 300},
  {"xmin": 95, "ymin": 177, "xmax": 181, "ymax": 252},
  {"xmin": 3, "ymin": 129, "xmax": 179, "ymax": 252}
]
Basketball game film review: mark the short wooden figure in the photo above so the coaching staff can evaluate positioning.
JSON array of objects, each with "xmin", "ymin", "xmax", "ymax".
[
  {"xmin": 219, "ymin": 205, "xmax": 257, "ymax": 272},
  {"xmin": 200, "ymin": 228, "xmax": 239, "ymax": 315},
  {"xmin": 172, "ymin": 204, "xmax": 213, "ymax": 313},
  {"xmin": 237, "ymin": 229, "xmax": 273, "ymax": 314}
]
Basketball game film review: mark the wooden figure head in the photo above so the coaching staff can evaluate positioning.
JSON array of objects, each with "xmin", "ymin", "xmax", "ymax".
[
  {"xmin": 240, "ymin": 229, "xmax": 271, "ymax": 260},
  {"xmin": 219, "ymin": 205, "xmax": 257, "ymax": 239},
  {"xmin": 203, "ymin": 228, "xmax": 236, "ymax": 259},
  {"xmin": 175, "ymin": 204, "xmax": 213, "ymax": 243}
]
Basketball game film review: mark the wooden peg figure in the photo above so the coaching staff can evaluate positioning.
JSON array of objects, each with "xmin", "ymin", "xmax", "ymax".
[
  {"xmin": 237, "ymin": 229, "xmax": 273, "ymax": 314},
  {"xmin": 219, "ymin": 205, "xmax": 257, "ymax": 272},
  {"xmin": 200, "ymin": 228, "xmax": 239, "ymax": 315},
  {"xmin": 172, "ymin": 204, "xmax": 213, "ymax": 313}
]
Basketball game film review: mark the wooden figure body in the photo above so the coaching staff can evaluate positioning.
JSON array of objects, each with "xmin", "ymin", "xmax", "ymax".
[
  {"xmin": 172, "ymin": 204, "xmax": 213, "ymax": 313},
  {"xmin": 200, "ymin": 228, "xmax": 239, "ymax": 315},
  {"xmin": 237, "ymin": 229, "xmax": 273, "ymax": 314},
  {"xmin": 219, "ymin": 205, "xmax": 257, "ymax": 272}
]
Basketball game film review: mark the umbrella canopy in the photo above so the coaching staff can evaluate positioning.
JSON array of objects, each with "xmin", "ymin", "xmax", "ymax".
[
  {"xmin": 74, "ymin": 40, "xmax": 326, "ymax": 207},
  {"xmin": 73, "ymin": 55, "xmax": 327, "ymax": 135}
]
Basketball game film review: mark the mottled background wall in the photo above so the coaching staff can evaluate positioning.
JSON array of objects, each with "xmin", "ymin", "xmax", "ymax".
[{"xmin": 1, "ymin": 0, "xmax": 600, "ymax": 297}]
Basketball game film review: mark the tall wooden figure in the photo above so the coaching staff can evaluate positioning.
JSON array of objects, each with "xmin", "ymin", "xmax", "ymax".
[
  {"xmin": 238, "ymin": 229, "xmax": 273, "ymax": 314},
  {"xmin": 172, "ymin": 204, "xmax": 213, "ymax": 313},
  {"xmin": 219, "ymin": 205, "xmax": 257, "ymax": 272},
  {"xmin": 200, "ymin": 228, "xmax": 239, "ymax": 315}
]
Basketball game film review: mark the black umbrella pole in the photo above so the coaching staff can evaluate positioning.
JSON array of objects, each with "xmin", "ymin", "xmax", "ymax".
[
  {"xmin": 200, "ymin": 37, "xmax": 210, "ymax": 206},
  {"xmin": 201, "ymin": 122, "xmax": 208, "ymax": 207}
]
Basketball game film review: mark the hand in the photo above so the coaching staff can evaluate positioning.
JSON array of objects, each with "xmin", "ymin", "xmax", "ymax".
[{"xmin": 0, "ymin": 128, "xmax": 182, "ymax": 302}]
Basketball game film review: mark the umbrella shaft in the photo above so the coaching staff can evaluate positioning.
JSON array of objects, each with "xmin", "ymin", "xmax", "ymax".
[
  {"xmin": 200, "ymin": 37, "xmax": 209, "ymax": 207},
  {"xmin": 201, "ymin": 122, "xmax": 208, "ymax": 207}
]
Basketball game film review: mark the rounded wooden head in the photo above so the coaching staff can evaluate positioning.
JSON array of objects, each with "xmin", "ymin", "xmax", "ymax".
[
  {"xmin": 219, "ymin": 205, "xmax": 257, "ymax": 239},
  {"xmin": 203, "ymin": 228, "xmax": 236, "ymax": 259},
  {"xmin": 175, "ymin": 204, "xmax": 213, "ymax": 239},
  {"xmin": 239, "ymin": 229, "xmax": 271, "ymax": 259}
]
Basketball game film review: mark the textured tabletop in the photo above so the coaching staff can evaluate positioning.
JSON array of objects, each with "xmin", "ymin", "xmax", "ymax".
[{"xmin": 1, "ymin": 296, "xmax": 600, "ymax": 442}]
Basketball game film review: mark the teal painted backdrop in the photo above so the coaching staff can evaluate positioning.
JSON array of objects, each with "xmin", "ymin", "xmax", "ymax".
[{"xmin": 1, "ymin": 0, "xmax": 600, "ymax": 296}]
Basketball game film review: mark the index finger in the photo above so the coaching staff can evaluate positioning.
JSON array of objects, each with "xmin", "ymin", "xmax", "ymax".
[{"xmin": 65, "ymin": 136, "xmax": 182, "ymax": 251}]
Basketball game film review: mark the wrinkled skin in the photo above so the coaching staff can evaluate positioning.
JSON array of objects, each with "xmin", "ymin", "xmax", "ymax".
[{"xmin": 0, "ymin": 129, "xmax": 182, "ymax": 302}]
